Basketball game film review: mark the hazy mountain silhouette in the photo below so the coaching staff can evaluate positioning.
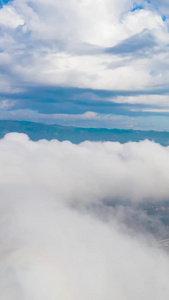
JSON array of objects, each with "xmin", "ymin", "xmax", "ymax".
[{"xmin": 0, "ymin": 120, "xmax": 169, "ymax": 145}]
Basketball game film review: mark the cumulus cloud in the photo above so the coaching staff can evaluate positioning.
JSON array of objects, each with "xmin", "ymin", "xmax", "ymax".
[
  {"xmin": 0, "ymin": 0, "xmax": 169, "ymax": 128},
  {"xmin": 0, "ymin": 4, "xmax": 24, "ymax": 28},
  {"xmin": 0, "ymin": 0, "xmax": 168, "ymax": 91},
  {"xmin": 0, "ymin": 133, "xmax": 169, "ymax": 298}
]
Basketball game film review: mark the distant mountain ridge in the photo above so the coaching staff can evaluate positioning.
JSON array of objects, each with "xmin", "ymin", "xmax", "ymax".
[{"xmin": 0, "ymin": 120, "xmax": 169, "ymax": 146}]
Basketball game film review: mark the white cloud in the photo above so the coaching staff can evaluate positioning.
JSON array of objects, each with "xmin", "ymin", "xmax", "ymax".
[
  {"xmin": 131, "ymin": 108, "xmax": 169, "ymax": 113},
  {"xmin": 10, "ymin": 0, "xmax": 167, "ymax": 46},
  {"xmin": 0, "ymin": 5, "xmax": 24, "ymax": 28},
  {"xmin": 123, "ymin": 9, "xmax": 168, "ymax": 43},
  {"xmin": 1, "ymin": 185, "xmax": 169, "ymax": 300},
  {"xmin": 1, "ymin": 133, "xmax": 169, "ymax": 203},
  {"xmin": 113, "ymin": 95, "xmax": 169, "ymax": 107},
  {"xmin": 0, "ymin": 99, "xmax": 15, "ymax": 109},
  {"xmin": 0, "ymin": 0, "xmax": 168, "ymax": 92},
  {"xmin": 0, "ymin": 134, "xmax": 169, "ymax": 298}
]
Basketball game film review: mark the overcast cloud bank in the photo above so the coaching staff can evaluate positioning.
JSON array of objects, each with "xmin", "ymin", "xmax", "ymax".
[{"xmin": 0, "ymin": 133, "xmax": 169, "ymax": 299}]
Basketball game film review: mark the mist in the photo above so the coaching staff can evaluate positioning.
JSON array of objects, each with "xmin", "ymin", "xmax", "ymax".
[{"xmin": 0, "ymin": 133, "xmax": 169, "ymax": 299}]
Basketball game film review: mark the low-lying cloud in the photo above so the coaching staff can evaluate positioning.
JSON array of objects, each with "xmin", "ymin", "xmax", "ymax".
[
  {"xmin": 0, "ymin": 133, "xmax": 169, "ymax": 299},
  {"xmin": 2, "ymin": 132, "xmax": 169, "ymax": 203}
]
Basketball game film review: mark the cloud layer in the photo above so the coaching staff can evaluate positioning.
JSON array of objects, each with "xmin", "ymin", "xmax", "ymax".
[
  {"xmin": 0, "ymin": 133, "xmax": 169, "ymax": 299},
  {"xmin": 0, "ymin": 0, "xmax": 168, "ymax": 90},
  {"xmin": 0, "ymin": 0, "xmax": 169, "ymax": 128},
  {"xmin": 2, "ymin": 132, "xmax": 169, "ymax": 203}
]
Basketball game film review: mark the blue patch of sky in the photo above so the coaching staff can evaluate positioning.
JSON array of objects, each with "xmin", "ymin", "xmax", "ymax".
[
  {"xmin": 131, "ymin": 4, "xmax": 144, "ymax": 12},
  {"xmin": 131, "ymin": 1, "xmax": 167, "ymax": 23},
  {"xmin": 0, "ymin": 0, "xmax": 12, "ymax": 8}
]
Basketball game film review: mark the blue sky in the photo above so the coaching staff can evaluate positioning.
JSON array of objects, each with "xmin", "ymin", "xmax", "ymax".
[{"xmin": 0, "ymin": 0, "xmax": 169, "ymax": 130}]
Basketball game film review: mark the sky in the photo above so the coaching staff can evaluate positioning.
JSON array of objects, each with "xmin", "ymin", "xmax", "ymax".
[
  {"xmin": 0, "ymin": 0, "xmax": 169, "ymax": 129},
  {"xmin": 1, "ymin": 132, "xmax": 169, "ymax": 299},
  {"xmin": 2, "ymin": 3, "xmax": 169, "ymax": 297}
]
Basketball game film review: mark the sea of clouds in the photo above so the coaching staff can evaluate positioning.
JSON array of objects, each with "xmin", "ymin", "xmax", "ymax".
[{"xmin": 0, "ymin": 133, "xmax": 169, "ymax": 299}]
